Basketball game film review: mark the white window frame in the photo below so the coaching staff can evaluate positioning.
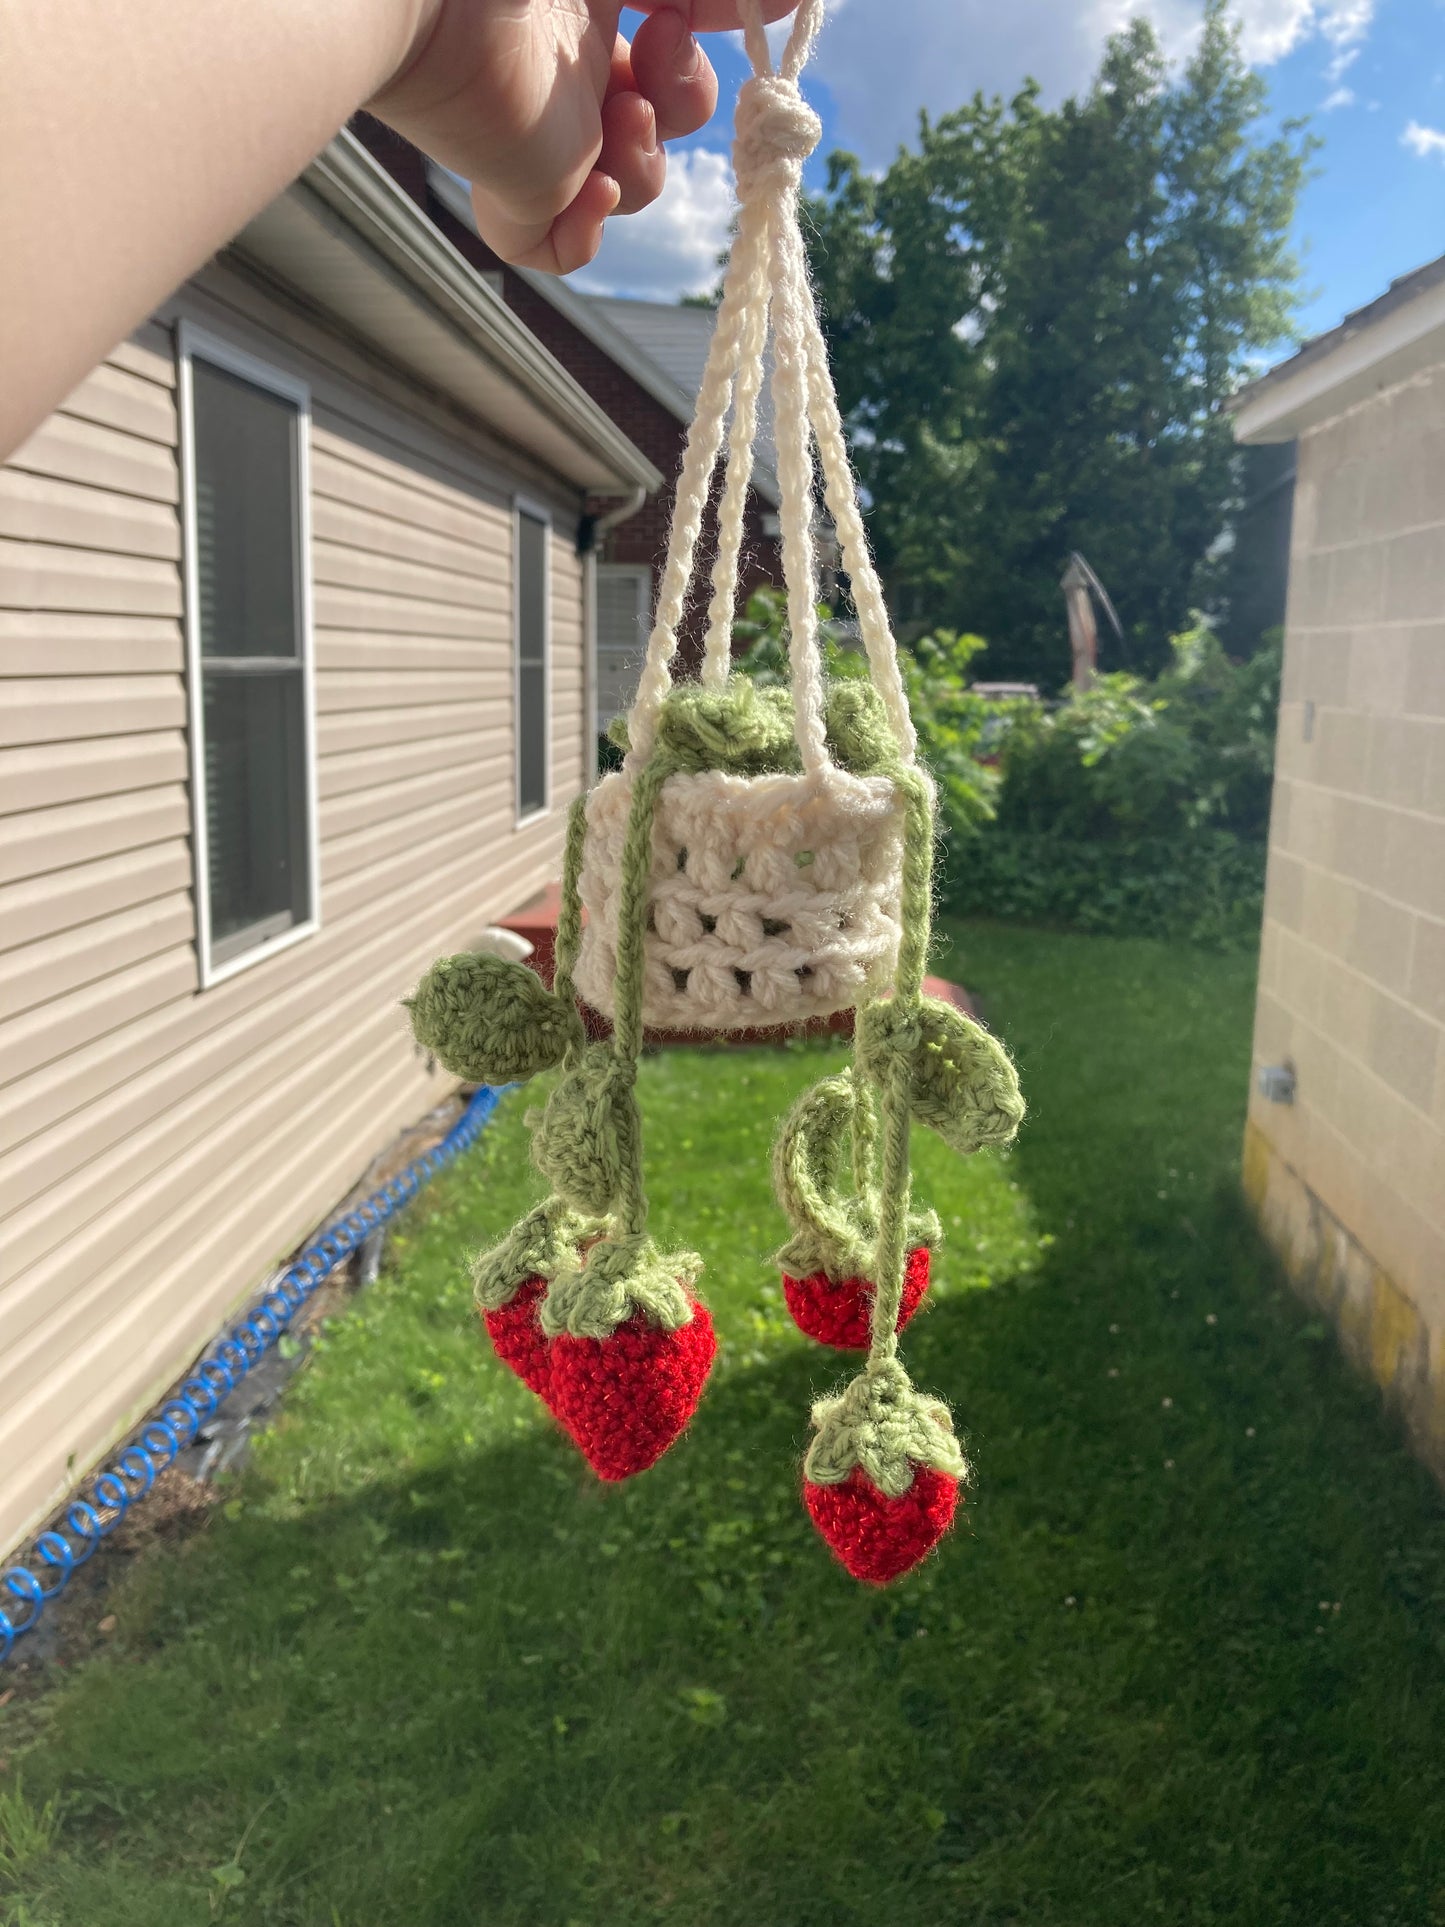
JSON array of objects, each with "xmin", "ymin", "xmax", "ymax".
[
  {"xmin": 513, "ymin": 496, "xmax": 552, "ymax": 826},
  {"xmin": 594, "ymin": 561, "xmax": 653, "ymax": 738},
  {"xmin": 177, "ymin": 321, "xmax": 320, "ymax": 989}
]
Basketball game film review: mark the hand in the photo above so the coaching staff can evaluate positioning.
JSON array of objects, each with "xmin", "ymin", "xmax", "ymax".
[{"xmin": 370, "ymin": 0, "xmax": 796, "ymax": 274}]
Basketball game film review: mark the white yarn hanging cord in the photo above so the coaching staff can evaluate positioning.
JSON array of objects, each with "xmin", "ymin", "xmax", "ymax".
[
  {"xmin": 622, "ymin": 0, "xmax": 915, "ymax": 773},
  {"xmin": 700, "ymin": 255, "xmax": 770, "ymax": 686},
  {"xmin": 625, "ymin": 193, "xmax": 772, "ymax": 766}
]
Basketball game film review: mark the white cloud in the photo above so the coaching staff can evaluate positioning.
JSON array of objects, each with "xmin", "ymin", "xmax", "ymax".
[
  {"xmin": 574, "ymin": 148, "xmax": 736, "ymax": 301},
  {"xmin": 1402, "ymin": 119, "xmax": 1445, "ymax": 159},
  {"xmin": 1321, "ymin": 84, "xmax": 1355, "ymax": 108},
  {"xmin": 810, "ymin": 0, "xmax": 1374, "ymax": 165},
  {"xmin": 1319, "ymin": 0, "xmax": 1372, "ymax": 77}
]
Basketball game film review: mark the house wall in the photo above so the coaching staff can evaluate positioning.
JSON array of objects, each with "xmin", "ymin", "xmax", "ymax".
[
  {"xmin": 0, "ymin": 263, "xmax": 589, "ymax": 1559},
  {"xmin": 1245, "ymin": 358, "xmax": 1445, "ymax": 1480}
]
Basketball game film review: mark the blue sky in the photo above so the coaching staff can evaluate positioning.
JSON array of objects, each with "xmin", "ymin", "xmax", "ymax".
[{"xmin": 579, "ymin": 0, "xmax": 1444, "ymax": 357}]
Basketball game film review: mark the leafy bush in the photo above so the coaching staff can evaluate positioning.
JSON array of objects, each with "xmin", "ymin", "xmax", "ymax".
[
  {"xmin": 734, "ymin": 590, "xmax": 1005, "ymax": 829},
  {"xmin": 988, "ymin": 625, "xmax": 1280, "ymax": 844},
  {"xmin": 947, "ymin": 829, "xmax": 1268, "ymax": 948},
  {"xmin": 941, "ymin": 623, "xmax": 1280, "ymax": 947},
  {"xmin": 731, "ymin": 592, "xmax": 1278, "ymax": 948},
  {"xmin": 732, "ymin": 585, "xmax": 867, "ymax": 689}
]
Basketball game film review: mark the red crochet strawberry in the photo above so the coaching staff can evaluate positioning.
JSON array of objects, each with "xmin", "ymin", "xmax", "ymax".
[
  {"xmin": 481, "ymin": 1275, "xmax": 553, "ymax": 1401},
  {"xmin": 549, "ymin": 1297, "xmax": 717, "ymax": 1481},
  {"xmin": 783, "ymin": 1244, "xmax": 931, "ymax": 1350},
  {"xmin": 804, "ymin": 1461, "xmax": 960, "ymax": 1584}
]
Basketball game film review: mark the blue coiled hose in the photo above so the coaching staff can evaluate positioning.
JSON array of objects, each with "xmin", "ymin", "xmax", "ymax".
[{"xmin": 0, "ymin": 1083, "xmax": 505, "ymax": 1665}]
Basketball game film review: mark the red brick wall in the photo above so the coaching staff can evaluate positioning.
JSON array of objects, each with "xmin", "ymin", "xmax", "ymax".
[{"xmin": 350, "ymin": 118, "xmax": 783, "ymax": 671}]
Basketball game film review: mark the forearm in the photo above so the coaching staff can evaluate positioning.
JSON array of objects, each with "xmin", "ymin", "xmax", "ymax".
[{"xmin": 0, "ymin": 0, "xmax": 435, "ymax": 457}]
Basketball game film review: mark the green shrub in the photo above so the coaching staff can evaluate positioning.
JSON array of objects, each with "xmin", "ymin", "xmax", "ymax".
[
  {"xmin": 734, "ymin": 590, "xmax": 1006, "ymax": 830},
  {"xmin": 938, "ymin": 622, "xmax": 1279, "ymax": 947},
  {"xmin": 945, "ymin": 828, "xmax": 1267, "ymax": 948},
  {"xmin": 729, "ymin": 594, "xmax": 1277, "ymax": 948},
  {"xmin": 988, "ymin": 625, "xmax": 1280, "ymax": 844}
]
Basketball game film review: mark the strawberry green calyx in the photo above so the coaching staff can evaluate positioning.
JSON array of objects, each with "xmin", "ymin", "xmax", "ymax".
[
  {"xmin": 539, "ymin": 1233, "xmax": 701, "ymax": 1341},
  {"xmin": 471, "ymin": 1198, "xmax": 599, "ymax": 1312},
  {"xmin": 803, "ymin": 1358, "xmax": 967, "ymax": 1498}
]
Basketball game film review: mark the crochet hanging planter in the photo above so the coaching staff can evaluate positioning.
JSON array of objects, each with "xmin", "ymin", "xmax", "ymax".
[{"xmin": 406, "ymin": 0, "xmax": 1026, "ymax": 1579}]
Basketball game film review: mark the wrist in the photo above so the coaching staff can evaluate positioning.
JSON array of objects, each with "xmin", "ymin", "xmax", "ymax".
[{"xmin": 365, "ymin": 0, "xmax": 466, "ymax": 118}]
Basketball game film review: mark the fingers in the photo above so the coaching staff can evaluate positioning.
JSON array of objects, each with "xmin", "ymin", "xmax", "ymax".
[
  {"xmin": 631, "ymin": 0, "xmax": 797, "ymax": 32},
  {"xmin": 472, "ymin": 169, "xmax": 621, "ymax": 275},
  {"xmin": 629, "ymin": 7, "xmax": 718, "ymax": 142},
  {"xmin": 599, "ymin": 90, "xmax": 666, "ymax": 216},
  {"xmin": 474, "ymin": 0, "xmax": 791, "ymax": 277}
]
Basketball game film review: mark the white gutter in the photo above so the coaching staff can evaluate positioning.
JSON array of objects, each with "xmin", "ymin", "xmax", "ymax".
[
  {"xmin": 581, "ymin": 485, "xmax": 649, "ymax": 778},
  {"xmin": 233, "ymin": 130, "xmax": 662, "ymax": 496}
]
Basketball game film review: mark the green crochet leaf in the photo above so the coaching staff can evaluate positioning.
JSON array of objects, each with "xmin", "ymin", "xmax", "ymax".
[
  {"xmin": 771, "ymin": 1070, "xmax": 876, "ymax": 1281},
  {"xmin": 654, "ymin": 680, "xmax": 800, "ymax": 775},
  {"xmin": 858, "ymin": 996, "xmax": 1026, "ymax": 1157},
  {"xmin": 606, "ymin": 677, "xmax": 899, "ymax": 781},
  {"xmin": 823, "ymin": 680, "xmax": 898, "ymax": 777},
  {"xmin": 406, "ymin": 952, "xmax": 577, "ymax": 1086}
]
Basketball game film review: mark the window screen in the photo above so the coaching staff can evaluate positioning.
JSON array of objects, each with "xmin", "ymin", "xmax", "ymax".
[
  {"xmin": 188, "ymin": 351, "xmax": 312, "ymax": 970},
  {"xmin": 595, "ymin": 565, "xmax": 650, "ymax": 731},
  {"xmin": 516, "ymin": 508, "xmax": 549, "ymax": 816}
]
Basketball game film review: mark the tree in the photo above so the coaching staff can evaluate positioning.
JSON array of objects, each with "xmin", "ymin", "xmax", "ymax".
[{"xmin": 805, "ymin": 5, "xmax": 1313, "ymax": 684}]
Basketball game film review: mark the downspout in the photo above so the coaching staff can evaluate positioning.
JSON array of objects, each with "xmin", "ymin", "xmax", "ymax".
[{"xmin": 579, "ymin": 485, "xmax": 648, "ymax": 778}]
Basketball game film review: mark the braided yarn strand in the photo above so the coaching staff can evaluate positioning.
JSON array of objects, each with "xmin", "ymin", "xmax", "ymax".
[{"xmin": 626, "ymin": 193, "xmax": 773, "ymax": 769}]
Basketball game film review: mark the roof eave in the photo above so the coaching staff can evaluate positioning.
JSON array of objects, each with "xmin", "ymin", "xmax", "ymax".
[
  {"xmin": 1232, "ymin": 257, "xmax": 1445, "ymax": 445},
  {"xmin": 424, "ymin": 162, "xmax": 783, "ymax": 509},
  {"xmin": 230, "ymin": 130, "xmax": 661, "ymax": 495}
]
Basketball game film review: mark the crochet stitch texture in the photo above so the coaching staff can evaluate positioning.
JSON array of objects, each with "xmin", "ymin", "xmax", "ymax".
[{"xmin": 405, "ymin": 0, "xmax": 1025, "ymax": 1572}]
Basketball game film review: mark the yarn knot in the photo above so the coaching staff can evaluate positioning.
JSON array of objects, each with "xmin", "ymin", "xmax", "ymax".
[{"xmin": 733, "ymin": 73, "xmax": 822, "ymax": 195}]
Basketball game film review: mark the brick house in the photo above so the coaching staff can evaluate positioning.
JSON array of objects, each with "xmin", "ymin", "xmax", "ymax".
[{"xmin": 351, "ymin": 118, "xmax": 785, "ymax": 735}]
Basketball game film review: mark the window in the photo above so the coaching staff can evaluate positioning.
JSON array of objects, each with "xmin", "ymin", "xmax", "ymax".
[
  {"xmin": 595, "ymin": 563, "xmax": 651, "ymax": 734},
  {"xmin": 515, "ymin": 504, "xmax": 550, "ymax": 818},
  {"xmin": 179, "ymin": 326, "xmax": 317, "ymax": 985}
]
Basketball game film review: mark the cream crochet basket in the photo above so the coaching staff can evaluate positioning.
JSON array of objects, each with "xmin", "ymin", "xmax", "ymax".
[{"xmin": 573, "ymin": 765, "xmax": 906, "ymax": 1030}]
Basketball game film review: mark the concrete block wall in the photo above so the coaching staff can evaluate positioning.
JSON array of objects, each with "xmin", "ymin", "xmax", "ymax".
[{"xmin": 1248, "ymin": 360, "xmax": 1445, "ymax": 1477}]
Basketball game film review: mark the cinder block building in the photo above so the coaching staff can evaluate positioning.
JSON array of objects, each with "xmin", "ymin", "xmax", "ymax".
[{"xmin": 1232, "ymin": 255, "xmax": 1445, "ymax": 1480}]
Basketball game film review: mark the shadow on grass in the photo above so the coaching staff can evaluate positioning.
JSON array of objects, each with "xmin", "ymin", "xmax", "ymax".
[{"xmin": 21, "ymin": 1204, "xmax": 1445, "ymax": 1927}]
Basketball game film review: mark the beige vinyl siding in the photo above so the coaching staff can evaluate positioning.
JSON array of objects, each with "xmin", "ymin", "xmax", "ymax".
[{"xmin": 0, "ymin": 286, "xmax": 591, "ymax": 1559}]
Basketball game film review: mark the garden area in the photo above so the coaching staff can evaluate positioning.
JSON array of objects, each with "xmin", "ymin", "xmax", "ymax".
[
  {"xmin": 4, "ymin": 920, "xmax": 1445, "ymax": 1926},
  {"xmin": 734, "ymin": 593, "xmax": 1281, "ymax": 949}
]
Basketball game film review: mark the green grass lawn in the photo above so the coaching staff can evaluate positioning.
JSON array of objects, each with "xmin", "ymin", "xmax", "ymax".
[{"xmin": 5, "ymin": 922, "xmax": 1445, "ymax": 1927}]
